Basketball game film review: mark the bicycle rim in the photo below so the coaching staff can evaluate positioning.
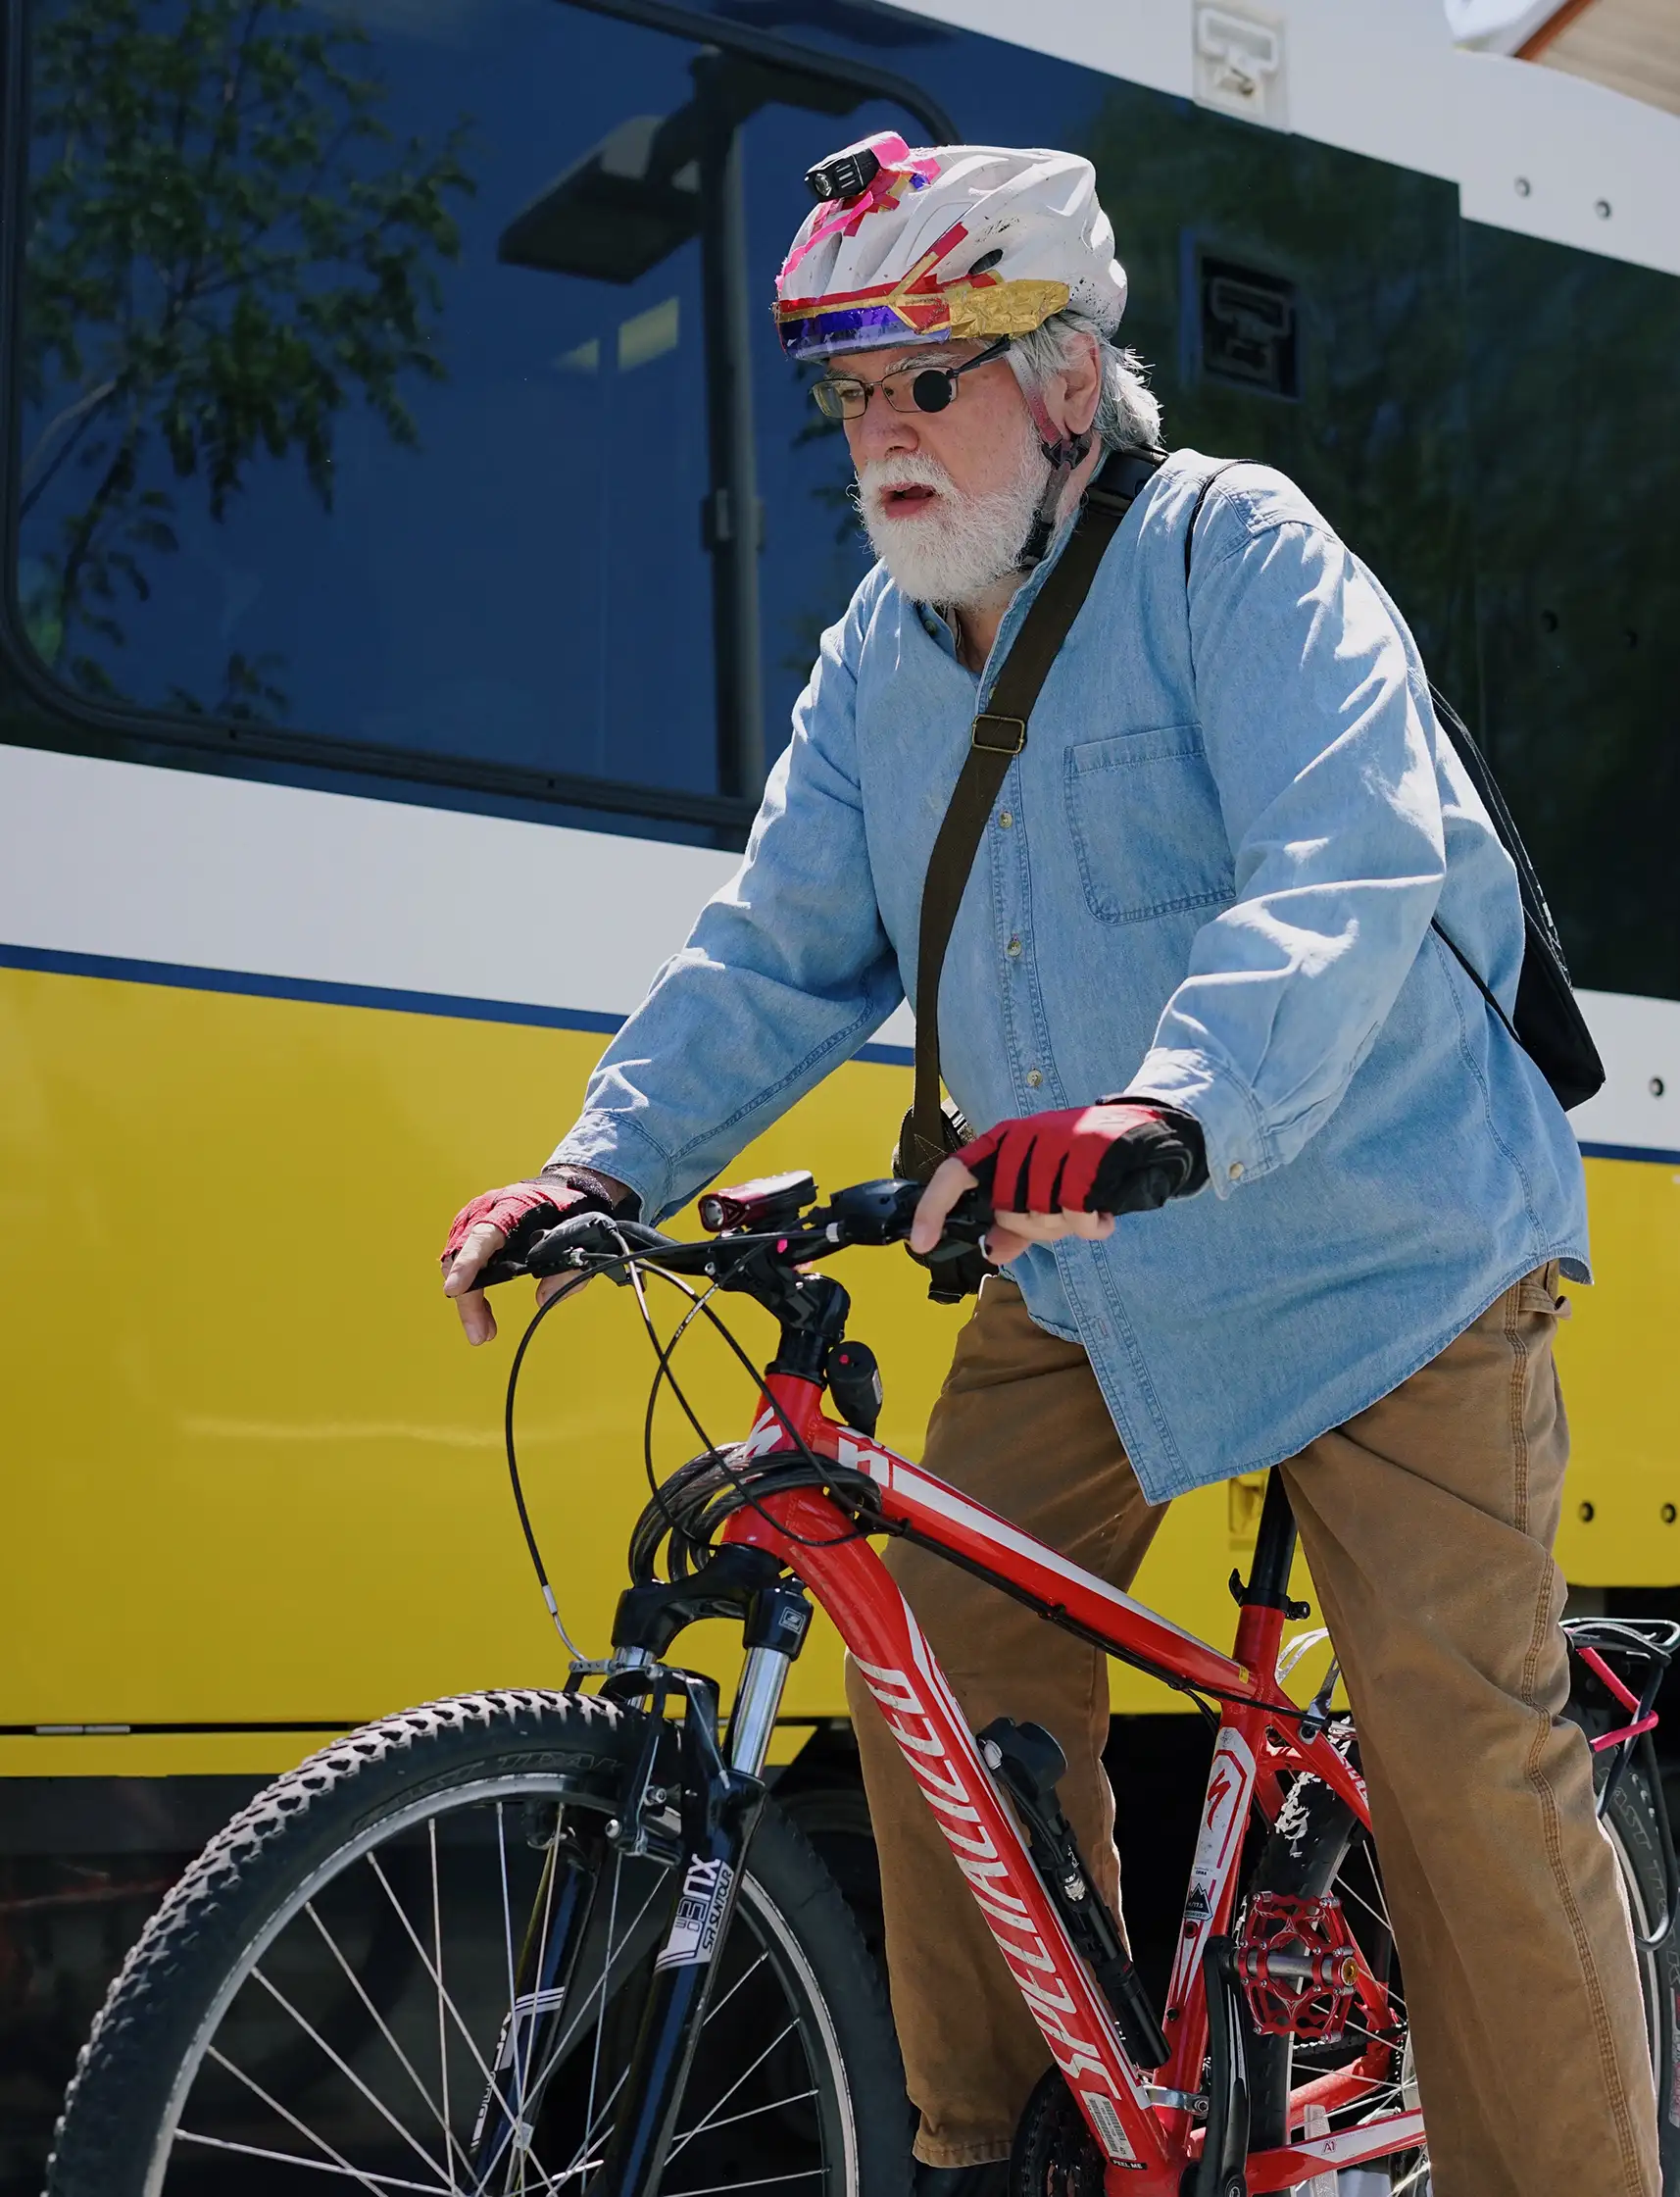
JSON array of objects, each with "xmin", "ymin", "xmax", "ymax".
[{"xmin": 130, "ymin": 1773, "xmax": 856, "ymax": 2197}]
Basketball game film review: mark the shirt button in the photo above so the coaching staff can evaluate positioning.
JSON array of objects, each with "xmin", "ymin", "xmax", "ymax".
[
  {"xmin": 998, "ymin": 810, "xmax": 1013, "ymax": 827},
  {"xmin": 1228, "ymin": 1161, "xmax": 1244, "ymax": 1180},
  {"xmin": 1006, "ymin": 936, "xmax": 1022, "ymax": 959},
  {"xmin": 1026, "ymin": 1069, "xmax": 1043, "ymax": 1089}
]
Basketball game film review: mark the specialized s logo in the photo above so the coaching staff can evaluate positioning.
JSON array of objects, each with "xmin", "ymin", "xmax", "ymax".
[
  {"xmin": 1166, "ymin": 1727, "xmax": 1256, "ymax": 2016},
  {"xmin": 853, "ymin": 1655, "xmax": 1145, "ymax": 2155},
  {"xmin": 739, "ymin": 1409, "xmax": 784, "ymax": 1463},
  {"xmin": 1205, "ymin": 1765, "xmax": 1235, "ymax": 1827}
]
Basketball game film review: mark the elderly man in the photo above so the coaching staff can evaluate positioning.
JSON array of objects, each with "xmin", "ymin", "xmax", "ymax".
[{"xmin": 442, "ymin": 139, "xmax": 1655, "ymax": 2197}]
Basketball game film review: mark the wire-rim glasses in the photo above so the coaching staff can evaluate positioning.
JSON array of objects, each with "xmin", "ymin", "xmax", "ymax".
[{"xmin": 811, "ymin": 335, "xmax": 1011, "ymax": 423}]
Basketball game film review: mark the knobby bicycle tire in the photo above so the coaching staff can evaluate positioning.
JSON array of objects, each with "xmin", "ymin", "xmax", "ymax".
[{"xmin": 43, "ymin": 1689, "xmax": 912, "ymax": 2197}]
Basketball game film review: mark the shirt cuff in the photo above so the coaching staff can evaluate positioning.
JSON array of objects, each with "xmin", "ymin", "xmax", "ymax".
[
  {"xmin": 1122, "ymin": 1045, "xmax": 1277, "ymax": 1199},
  {"xmin": 548, "ymin": 1114, "xmax": 672, "ymax": 1222}
]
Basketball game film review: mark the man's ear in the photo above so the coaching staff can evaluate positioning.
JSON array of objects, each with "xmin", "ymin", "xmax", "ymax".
[{"xmin": 1060, "ymin": 330, "xmax": 1103, "ymax": 438}]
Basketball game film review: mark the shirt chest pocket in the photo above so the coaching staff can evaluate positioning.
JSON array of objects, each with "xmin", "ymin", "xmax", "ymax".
[{"xmin": 1063, "ymin": 725, "xmax": 1235, "ymax": 924}]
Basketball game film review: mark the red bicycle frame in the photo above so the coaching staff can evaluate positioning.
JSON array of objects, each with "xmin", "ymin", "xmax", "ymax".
[{"xmin": 718, "ymin": 1370, "xmax": 1426, "ymax": 2197}]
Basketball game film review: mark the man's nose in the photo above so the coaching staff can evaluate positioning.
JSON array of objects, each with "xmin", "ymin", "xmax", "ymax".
[{"xmin": 845, "ymin": 397, "xmax": 918, "ymax": 467}]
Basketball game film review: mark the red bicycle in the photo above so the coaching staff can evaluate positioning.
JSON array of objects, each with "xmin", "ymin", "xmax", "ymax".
[{"xmin": 46, "ymin": 1173, "xmax": 1680, "ymax": 2197}]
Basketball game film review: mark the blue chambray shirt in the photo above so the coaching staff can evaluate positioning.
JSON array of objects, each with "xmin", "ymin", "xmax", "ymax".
[{"xmin": 554, "ymin": 452, "xmax": 1589, "ymax": 1502}]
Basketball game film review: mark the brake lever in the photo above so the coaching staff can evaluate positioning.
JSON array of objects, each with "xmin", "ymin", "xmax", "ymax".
[
  {"xmin": 460, "ymin": 1212, "xmax": 661, "ymax": 1292},
  {"xmin": 527, "ymin": 1213, "xmax": 669, "ymax": 1274}
]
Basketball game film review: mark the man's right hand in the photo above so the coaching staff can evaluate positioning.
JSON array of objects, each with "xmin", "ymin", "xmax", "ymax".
[{"xmin": 441, "ymin": 1172, "xmax": 629, "ymax": 1345}]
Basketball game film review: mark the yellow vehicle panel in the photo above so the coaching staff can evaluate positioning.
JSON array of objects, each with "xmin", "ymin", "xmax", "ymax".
[{"xmin": 1, "ymin": 961, "xmax": 1676, "ymax": 1781}]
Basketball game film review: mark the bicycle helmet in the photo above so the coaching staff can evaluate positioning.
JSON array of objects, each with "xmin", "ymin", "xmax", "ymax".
[{"xmin": 773, "ymin": 135, "xmax": 1127, "ymax": 365}]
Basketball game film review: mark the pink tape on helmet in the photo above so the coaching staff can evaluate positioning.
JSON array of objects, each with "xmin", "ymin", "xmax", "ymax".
[{"xmin": 778, "ymin": 133, "xmax": 940, "ymax": 286}]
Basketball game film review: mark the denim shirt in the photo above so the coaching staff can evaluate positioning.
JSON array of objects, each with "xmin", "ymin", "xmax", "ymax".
[{"xmin": 554, "ymin": 451, "xmax": 1589, "ymax": 1501}]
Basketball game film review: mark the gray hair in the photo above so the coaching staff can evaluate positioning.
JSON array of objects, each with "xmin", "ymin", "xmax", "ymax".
[{"xmin": 1007, "ymin": 308, "xmax": 1164, "ymax": 455}]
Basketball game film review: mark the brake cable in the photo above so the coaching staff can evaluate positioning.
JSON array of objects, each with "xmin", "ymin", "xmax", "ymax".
[
  {"xmin": 621, "ymin": 1253, "xmax": 878, "ymax": 1555},
  {"xmin": 500, "ymin": 1230, "xmax": 884, "ymax": 1656},
  {"xmin": 502, "ymin": 1281, "xmax": 596, "ymax": 1658}
]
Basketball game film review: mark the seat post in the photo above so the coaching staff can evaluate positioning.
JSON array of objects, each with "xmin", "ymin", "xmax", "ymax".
[{"xmin": 1243, "ymin": 1471, "xmax": 1301, "ymax": 1611}]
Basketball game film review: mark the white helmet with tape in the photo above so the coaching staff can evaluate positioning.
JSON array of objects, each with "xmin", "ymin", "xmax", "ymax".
[{"xmin": 773, "ymin": 135, "xmax": 1127, "ymax": 365}]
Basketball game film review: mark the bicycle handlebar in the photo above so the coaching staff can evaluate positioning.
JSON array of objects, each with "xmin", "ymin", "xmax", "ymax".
[{"xmin": 469, "ymin": 1176, "xmax": 993, "ymax": 1302}]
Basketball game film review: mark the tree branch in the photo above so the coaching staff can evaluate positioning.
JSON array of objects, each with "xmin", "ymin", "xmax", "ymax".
[{"xmin": 22, "ymin": 374, "xmax": 119, "ymax": 491}]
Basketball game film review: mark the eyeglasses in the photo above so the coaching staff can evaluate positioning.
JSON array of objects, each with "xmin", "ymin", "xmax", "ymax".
[{"xmin": 812, "ymin": 335, "xmax": 1011, "ymax": 423}]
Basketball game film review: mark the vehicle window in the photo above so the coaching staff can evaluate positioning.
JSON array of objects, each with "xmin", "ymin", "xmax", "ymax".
[
  {"xmin": 1459, "ymin": 225, "xmax": 1680, "ymax": 1000},
  {"xmin": 14, "ymin": 0, "xmax": 932, "ymax": 806}
]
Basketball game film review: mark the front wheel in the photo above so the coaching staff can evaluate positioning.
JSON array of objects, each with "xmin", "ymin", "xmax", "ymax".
[{"xmin": 45, "ymin": 1690, "xmax": 911, "ymax": 2197}]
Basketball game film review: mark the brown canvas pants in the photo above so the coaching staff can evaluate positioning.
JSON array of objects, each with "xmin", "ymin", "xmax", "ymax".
[{"xmin": 845, "ymin": 1272, "xmax": 1659, "ymax": 2197}]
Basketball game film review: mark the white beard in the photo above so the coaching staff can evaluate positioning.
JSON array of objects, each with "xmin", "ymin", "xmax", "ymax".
[{"xmin": 854, "ymin": 426, "xmax": 1048, "ymax": 610}]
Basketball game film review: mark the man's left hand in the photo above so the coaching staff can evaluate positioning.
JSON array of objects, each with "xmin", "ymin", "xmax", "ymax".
[{"xmin": 909, "ymin": 1102, "xmax": 1207, "ymax": 1266}]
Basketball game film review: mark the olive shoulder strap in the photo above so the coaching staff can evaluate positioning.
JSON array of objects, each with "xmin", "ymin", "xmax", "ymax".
[{"xmin": 902, "ymin": 448, "xmax": 1164, "ymax": 1175}]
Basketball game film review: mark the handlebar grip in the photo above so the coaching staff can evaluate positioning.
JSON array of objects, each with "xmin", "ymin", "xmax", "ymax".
[{"xmin": 942, "ymin": 1185, "xmax": 995, "ymax": 1242}]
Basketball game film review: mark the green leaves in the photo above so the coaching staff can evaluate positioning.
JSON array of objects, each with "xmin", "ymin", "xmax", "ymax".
[{"xmin": 21, "ymin": 0, "xmax": 475, "ymax": 714}]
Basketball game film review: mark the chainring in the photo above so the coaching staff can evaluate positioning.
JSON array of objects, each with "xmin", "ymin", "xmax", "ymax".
[{"xmin": 1010, "ymin": 2068, "xmax": 1108, "ymax": 2197}]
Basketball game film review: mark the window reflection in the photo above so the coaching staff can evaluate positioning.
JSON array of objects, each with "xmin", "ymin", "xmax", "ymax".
[
  {"xmin": 17, "ymin": 0, "xmax": 935, "ymax": 805},
  {"xmin": 21, "ymin": 0, "xmax": 476, "ymax": 726},
  {"xmin": 1461, "ymin": 225, "xmax": 1680, "ymax": 999}
]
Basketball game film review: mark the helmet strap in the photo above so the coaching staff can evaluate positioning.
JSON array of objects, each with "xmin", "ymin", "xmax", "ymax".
[{"xmin": 1015, "ymin": 413, "xmax": 1095, "ymax": 571}]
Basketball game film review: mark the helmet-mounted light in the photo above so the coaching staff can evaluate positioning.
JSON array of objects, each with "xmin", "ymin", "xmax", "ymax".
[{"xmin": 805, "ymin": 144, "xmax": 881, "ymax": 204}]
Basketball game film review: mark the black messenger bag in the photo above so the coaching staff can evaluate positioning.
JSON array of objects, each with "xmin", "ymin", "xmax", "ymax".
[{"xmin": 1423, "ymin": 688, "xmax": 1605, "ymax": 1113}]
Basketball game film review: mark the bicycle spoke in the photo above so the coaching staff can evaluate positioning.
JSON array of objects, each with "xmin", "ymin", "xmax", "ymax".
[
  {"xmin": 175, "ymin": 2126, "xmax": 456, "ymax": 2192},
  {"xmin": 516, "ymin": 1872, "xmax": 667, "ymax": 2118},
  {"xmin": 199, "ymin": 2043, "xmax": 442, "ymax": 2196},
  {"xmin": 663, "ymin": 2171, "xmax": 826, "ymax": 2197},
  {"xmin": 488, "ymin": 1802, "xmax": 532, "ymax": 2197},
  {"xmin": 493, "ymin": 1806, "xmax": 523, "ymax": 2133},
  {"xmin": 365, "ymin": 1852, "xmax": 550, "ymax": 2183},
  {"xmin": 249, "ymin": 1960, "xmax": 460, "ymax": 2188},
  {"xmin": 1339, "ymin": 1872, "xmax": 1398, "ymax": 1944},
  {"xmin": 580, "ymin": 1850, "xmax": 624, "ymax": 2154},
  {"xmin": 519, "ymin": 1804, "xmax": 566, "ymax": 2192},
  {"xmin": 670, "ymin": 2088, "xmax": 818, "ymax": 2149},
  {"xmin": 551, "ymin": 2063, "xmax": 627, "ymax": 2185},
  {"xmin": 302, "ymin": 1898, "xmax": 466, "ymax": 2174},
  {"xmin": 667, "ymin": 2021, "xmax": 797, "ymax": 2161},
  {"xmin": 698, "ymin": 1948, "xmax": 769, "ymax": 2030},
  {"xmin": 430, "ymin": 1822, "xmax": 461, "ymax": 2197}
]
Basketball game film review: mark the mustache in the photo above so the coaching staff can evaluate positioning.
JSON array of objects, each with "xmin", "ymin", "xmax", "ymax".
[{"xmin": 851, "ymin": 453, "xmax": 957, "ymax": 512}]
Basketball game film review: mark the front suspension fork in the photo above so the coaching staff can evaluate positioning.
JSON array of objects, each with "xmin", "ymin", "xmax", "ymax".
[{"xmin": 590, "ymin": 1580, "xmax": 808, "ymax": 2197}]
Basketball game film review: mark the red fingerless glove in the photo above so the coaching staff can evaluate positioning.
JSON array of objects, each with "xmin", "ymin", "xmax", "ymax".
[
  {"xmin": 956, "ymin": 1102, "xmax": 1207, "ymax": 1217},
  {"xmin": 440, "ymin": 1171, "xmax": 625, "ymax": 1275}
]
